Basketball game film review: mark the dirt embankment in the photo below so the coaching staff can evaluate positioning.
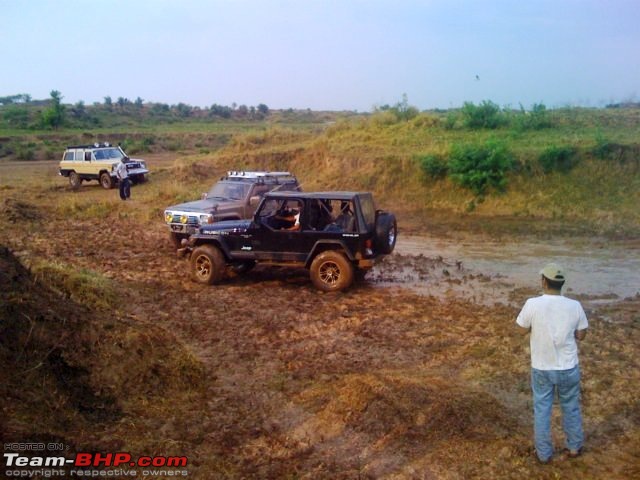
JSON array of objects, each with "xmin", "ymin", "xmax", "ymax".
[{"xmin": 0, "ymin": 245, "xmax": 208, "ymax": 465}]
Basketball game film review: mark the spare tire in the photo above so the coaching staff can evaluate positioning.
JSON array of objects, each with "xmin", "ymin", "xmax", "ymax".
[{"xmin": 375, "ymin": 213, "xmax": 397, "ymax": 254}]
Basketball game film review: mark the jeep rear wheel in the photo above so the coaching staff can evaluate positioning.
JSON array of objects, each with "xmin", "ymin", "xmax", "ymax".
[
  {"xmin": 310, "ymin": 250, "xmax": 354, "ymax": 292},
  {"xmin": 68, "ymin": 171, "xmax": 81, "ymax": 190},
  {"xmin": 375, "ymin": 213, "xmax": 397, "ymax": 254},
  {"xmin": 190, "ymin": 245, "xmax": 225, "ymax": 284},
  {"xmin": 100, "ymin": 172, "xmax": 114, "ymax": 189}
]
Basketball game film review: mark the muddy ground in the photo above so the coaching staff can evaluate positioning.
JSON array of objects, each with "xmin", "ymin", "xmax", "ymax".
[{"xmin": 1, "ymin": 158, "xmax": 639, "ymax": 479}]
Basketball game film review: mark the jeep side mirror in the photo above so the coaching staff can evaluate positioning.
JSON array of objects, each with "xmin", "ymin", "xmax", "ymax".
[
  {"xmin": 249, "ymin": 195, "xmax": 260, "ymax": 207},
  {"xmin": 201, "ymin": 193, "xmax": 208, "ymax": 200}
]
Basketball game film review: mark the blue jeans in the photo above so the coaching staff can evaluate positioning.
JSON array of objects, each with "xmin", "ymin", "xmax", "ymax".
[
  {"xmin": 119, "ymin": 178, "xmax": 131, "ymax": 200},
  {"xmin": 531, "ymin": 366, "xmax": 584, "ymax": 461}
]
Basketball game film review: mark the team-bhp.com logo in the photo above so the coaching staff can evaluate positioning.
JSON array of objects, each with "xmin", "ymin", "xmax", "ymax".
[
  {"xmin": 5, "ymin": 452, "xmax": 187, "ymax": 468},
  {"xmin": 4, "ymin": 452, "xmax": 189, "ymax": 477}
]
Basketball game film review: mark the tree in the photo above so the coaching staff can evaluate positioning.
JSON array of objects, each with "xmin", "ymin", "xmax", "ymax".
[
  {"xmin": 173, "ymin": 103, "xmax": 193, "ymax": 117},
  {"xmin": 104, "ymin": 96, "xmax": 113, "ymax": 111},
  {"xmin": 2, "ymin": 105, "xmax": 30, "ymax": 128},
  {"xmin": 116, "ymin": 97, "xmax": 130, "ymax": 109},
  {"xmin": 257, "ymin": 103, "xmax": 269, "ymax": 116},
  {"xmin": 134, "ymin": 97, "xmax": 144, "ymax": 109},
  {"xmin": 209, "ymin": 103, "xmax": 232, "ymax": 118},
  {"xmin": 71, "ymin": 100, "xmax": 86, "ymax": 119},
  {"xmin": 236, "ymin": 104, "xmax": 249, "ymax": 117},
  {"xmin": 41, "ymin": 90, "xmax": 66, "ymax": 129},
  {"xmin": 391, "ymin": 93, "xmax": 418, "ymax": 121}
]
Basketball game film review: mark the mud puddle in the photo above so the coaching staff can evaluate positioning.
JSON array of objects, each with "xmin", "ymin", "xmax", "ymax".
[{"xmin": 371, "ymin": 235, "xmax": 640, "ymax": 308}]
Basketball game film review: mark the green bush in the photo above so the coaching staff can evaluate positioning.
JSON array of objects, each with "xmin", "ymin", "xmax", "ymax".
[
  {"xmin": 449, "ymin": 140, "xmax": 514, "ymax": 194},
  {"xmin": 419, "ymin": 154, "xmax": 449, "ymax": 179},
  {"xmin": 15, "ymin": 143, "xmax": 36, "ymax": 160},
  {"xmin": 461, "ymin": 100, "xmax": 506, "ymax": 129},
  {"xmin": 538, "ymin": 145, "xmax": 578, "ymax": 173},
  {"xmin": 591, "ymin": 132, "xmax": 622, "ymax": 161},
  {"xmin": 511, "ymin": 103, "xmax": 552, "ymax": 130}
]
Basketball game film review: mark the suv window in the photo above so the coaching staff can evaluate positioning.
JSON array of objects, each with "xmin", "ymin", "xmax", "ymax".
[
  {"xmin": 94, "ymin": 148, "xmax": 124, "ymax": 160},
  {"xmin": 207, "ymin": 181, "xmax": 250, "ymax": 200},
  {"xmin": 358, "ymin": 194, "xmax": 376, "ymax": 232},
  {"xmin": 64, "ymin": 151, "xmax": 74, "ymax": 161},
  {"xmin": 259, "ymin": 198, "xmax": 303, "ymax": 231}
]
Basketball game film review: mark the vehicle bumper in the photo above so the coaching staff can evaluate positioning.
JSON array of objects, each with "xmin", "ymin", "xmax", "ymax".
[
  {"xmin": 168, "ymin": 223, "xmax": 199, "ymax": 235},
  {"xmin": 357, "ymin": 258, "xmax": 377, "ymax": 269},
  {"xmin": 126, "ymin": 168, "xmax": 149, "ymax": 177}
]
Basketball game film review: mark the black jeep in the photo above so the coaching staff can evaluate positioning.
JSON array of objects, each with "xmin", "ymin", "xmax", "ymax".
[{"xmin": 180, "ymin": 191, "xmax": 397, "ymax": 292}]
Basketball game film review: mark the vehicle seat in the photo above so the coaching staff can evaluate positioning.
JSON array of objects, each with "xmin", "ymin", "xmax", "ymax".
[{"xmin": 335, "ymin": 214, "xmax": 355, "ymax": 232}]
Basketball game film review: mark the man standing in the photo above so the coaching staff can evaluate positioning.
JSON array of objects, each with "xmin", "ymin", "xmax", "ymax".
[
  {"xmin": 115, "ymin": 156, "xmax": 130, "ymax": 200},
  {"xmin": 516, "ymin": 263, "xmax": 588, "ymax": 464}
]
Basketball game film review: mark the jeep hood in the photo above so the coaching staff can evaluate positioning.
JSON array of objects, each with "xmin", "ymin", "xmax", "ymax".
[
  {"xmin": 166, "ymin": 199, "xmax": 225, "ymax": 213},
  {"xmin": 199, "ymin": 219, "xmax": 252, "ymax": 233}
]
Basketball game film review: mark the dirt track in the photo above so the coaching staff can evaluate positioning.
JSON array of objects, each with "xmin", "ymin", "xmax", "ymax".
[{"xmin": 1, "ymin": 161, "xmax": 639, "ymax": 478}]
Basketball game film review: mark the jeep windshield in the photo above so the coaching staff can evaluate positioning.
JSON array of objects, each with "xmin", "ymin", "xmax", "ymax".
[
  {"xmin": 206, "ymin": 181, "xmax": 250, "ymax": 201},
  {"xmin": 93, "ymin": 148, "xmax": 125, "ymax": 161}
]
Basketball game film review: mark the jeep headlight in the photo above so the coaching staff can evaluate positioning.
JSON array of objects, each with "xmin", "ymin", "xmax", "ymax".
[
  {"xmin": 199, "ymin": 214, "xmax": 214, "ymax": 224},
  {"xmin": 164, "ymin": 211, "xmax": 173, "ymax": 223},
  {"xmin": 180, "ymin": 214, "xmax": 189, "ymax": 224}
]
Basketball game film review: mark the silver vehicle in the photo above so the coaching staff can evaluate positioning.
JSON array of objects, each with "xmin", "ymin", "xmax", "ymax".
[{"xmin": 164, "ymin": 171, "xmax": 299, "ymax": 248}]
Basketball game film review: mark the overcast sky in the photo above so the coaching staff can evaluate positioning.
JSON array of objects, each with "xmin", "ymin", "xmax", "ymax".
[{"xmin": 1, "ymin": 0, "xmax": 639, "ymax": 111}]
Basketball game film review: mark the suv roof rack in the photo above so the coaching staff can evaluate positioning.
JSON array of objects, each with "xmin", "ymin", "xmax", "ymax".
[
  {"xmin": 226, "ymin": 171, "xmax": 292, "ymax": 179},
  {"xmin": 66, "ymin": 142, "xmax": 115, "ymax": 149},
  {"xmin": 224, "ymin": 171, "xmax": 297, "ymax": 184}
]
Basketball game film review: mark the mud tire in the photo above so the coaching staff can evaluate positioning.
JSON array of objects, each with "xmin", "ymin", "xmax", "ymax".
[
  {"xmin": 68, "ymin": 171, "xmax": 81, "ymax": 190},
  {"xmin": 100, "ymin": 172, "xmax": 114, "ymax": 189},
  {"xmin": 375, "ymin": 213, "xmax": 397, "ymax": 254},
  {"xmin": 190, "ymin": 245, "xmax": 226, "ymax": 285},
  {"xmin": 310, "ymin": 250, "xmax": 354, "ymax": 292}
]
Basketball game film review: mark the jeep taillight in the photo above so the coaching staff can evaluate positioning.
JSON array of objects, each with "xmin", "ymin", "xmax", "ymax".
[{"xmin": 365, "ymin": 239, "xmax": 373, "ymax": 256}]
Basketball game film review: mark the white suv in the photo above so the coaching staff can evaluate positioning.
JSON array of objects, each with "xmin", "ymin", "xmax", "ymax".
[{"xmin": 59, "ymin": 143, "xmax": 149, "ymax": 189}]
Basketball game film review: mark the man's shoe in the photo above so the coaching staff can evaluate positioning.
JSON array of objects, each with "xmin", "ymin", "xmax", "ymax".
[
  {"xmin": 563, "ymin": 447, "xmax": 583, "ymax": 458},
  {"xmin": 535, "ymin": 450, "xmax": 552, "ymax": 464}
]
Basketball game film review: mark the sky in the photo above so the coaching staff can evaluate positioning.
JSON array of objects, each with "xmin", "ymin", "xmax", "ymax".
[{"xmin": 1, "ymin": 0, "xmax": 639, "ymax": 111}]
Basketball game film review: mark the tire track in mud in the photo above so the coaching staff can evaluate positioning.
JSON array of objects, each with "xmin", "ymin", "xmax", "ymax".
[{"xmin": 3, "ymin": 216, "xmax": 639, "ymax": 478}]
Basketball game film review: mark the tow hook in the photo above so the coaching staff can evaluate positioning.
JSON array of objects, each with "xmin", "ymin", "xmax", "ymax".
[{"xmin": 177, "ymin": 238, "xmax": 192, "ymax": 258}]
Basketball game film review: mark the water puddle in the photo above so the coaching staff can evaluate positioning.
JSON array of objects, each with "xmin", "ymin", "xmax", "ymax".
[{"xmin": 371, "ymin": 235, "xmax": 640, "ymax": 308}]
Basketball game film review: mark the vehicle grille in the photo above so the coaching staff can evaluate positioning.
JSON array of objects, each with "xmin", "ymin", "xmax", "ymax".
[{"xmin": 168, "ymin": 213, "xmax": 199, "ymax": 224}]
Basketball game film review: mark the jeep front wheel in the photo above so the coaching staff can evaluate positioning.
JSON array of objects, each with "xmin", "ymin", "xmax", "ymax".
[
  {"xmin": 190, "ymin": 244, "xmax": 225, "ymax": 284},
  {"xmin": 310, "ymin": 250, "xmax": 354, "ymax": 292},
  {"xmin": 100, "ymin": 172, "xmax": 114, "ymax": 189},
  {"xmin": 68, "ymin": 171, "xmax": 81, "ymax": 190}
]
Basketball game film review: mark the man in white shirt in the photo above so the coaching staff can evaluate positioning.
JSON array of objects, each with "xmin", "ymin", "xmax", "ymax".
[
  {"xmin": 516, "ymin": 263, "xmax": 588, "ymax": 464},
  {"xmin": 115, "ymin": 157, "xmax": 130, "ymax": 200}
]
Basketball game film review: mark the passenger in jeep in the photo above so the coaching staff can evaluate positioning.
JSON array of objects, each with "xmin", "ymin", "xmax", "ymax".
[{"xmin": 274, "ymin": 207, "xmax": 301, "ymax": 231}]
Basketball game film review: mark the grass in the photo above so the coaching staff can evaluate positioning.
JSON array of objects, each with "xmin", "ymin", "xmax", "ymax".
[
  {"xmin": 30, "ymin": 259, "xmax": 118, "ymax": 310},
  {"xmin": 1, "ymin": 105, "xmax": 639, "ymax": 236}
]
